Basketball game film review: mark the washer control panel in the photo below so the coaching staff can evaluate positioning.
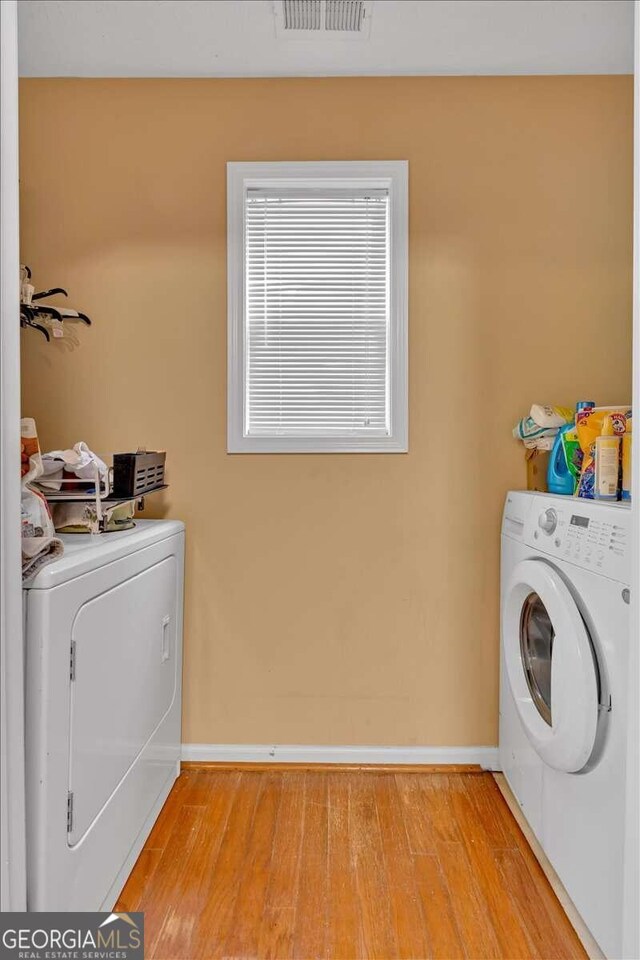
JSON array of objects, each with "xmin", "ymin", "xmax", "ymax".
[{"xmin": 528, "ymin": 496, "xmax": 630, "ymax": 581}]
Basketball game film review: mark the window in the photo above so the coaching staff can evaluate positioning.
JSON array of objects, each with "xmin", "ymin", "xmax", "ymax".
[{"xmin": 227, "ymin": 161, "xmax": 408, "ymax": 453}]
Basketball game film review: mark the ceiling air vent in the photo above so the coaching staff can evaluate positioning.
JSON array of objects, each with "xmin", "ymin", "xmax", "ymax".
[{"xmin": 274, "ymin": 0, "xmax": 373, "ymax": 40}]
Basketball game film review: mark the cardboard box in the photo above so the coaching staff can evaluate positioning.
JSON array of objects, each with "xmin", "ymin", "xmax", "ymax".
[{"xmin": 526, "ymin": 449, "xmax": 549, "ymax": 492}]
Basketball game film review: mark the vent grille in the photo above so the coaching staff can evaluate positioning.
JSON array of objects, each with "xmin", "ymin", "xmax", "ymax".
[
  {"xmin": 284, "ymin": 0, "xmax": 322, "ymax": 30},
  {"xmin": 325, "ymin": 0, "xmax": 366, "ymax": 31},
  {"xmin": 275, "ymin": 0, "xmax": 372, "ymax": 38}
]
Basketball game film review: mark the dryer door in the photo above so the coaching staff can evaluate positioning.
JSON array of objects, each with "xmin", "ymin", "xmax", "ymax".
[
  {"xmin": 503, "ymin": 559, "xmax": 600, "ymax": 772},
  {"xmin": 68, "ymin": 555, "xmax": 178, "ymax": 846}
]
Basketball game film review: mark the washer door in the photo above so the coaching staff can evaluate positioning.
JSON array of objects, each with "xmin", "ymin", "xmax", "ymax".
[{"xmin": 504, "ymin": 559, "xmax": 599, "ymax": 772}]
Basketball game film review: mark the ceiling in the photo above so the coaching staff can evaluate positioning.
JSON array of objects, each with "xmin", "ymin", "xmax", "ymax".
[{"xmin": 18, "ymin": 0, "xmax": 634, "ymax": 78}]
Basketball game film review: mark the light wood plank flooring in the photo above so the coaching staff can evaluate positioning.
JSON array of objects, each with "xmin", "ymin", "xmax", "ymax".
[{"xmin": 115, "ymin": 766, "xmax": 587, "ymax": 960}]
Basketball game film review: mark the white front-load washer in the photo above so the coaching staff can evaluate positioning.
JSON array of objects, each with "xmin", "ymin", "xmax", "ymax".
[
  {"xmin": 499, "ymin": 491, "xmax": 630, "ymax": 959},
  {"xmin": 23, "ymin": 519, "xmax": 185, "ymax": 912}
]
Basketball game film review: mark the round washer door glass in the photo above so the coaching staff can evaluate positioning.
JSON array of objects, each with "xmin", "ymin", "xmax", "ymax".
[
  {"xmin": 504, "ymin": 559, "xmax": 600, "ymax": 773},
  {"xmin": 520, "ymin": 592, "xmax": 553, "ymax": 726}
]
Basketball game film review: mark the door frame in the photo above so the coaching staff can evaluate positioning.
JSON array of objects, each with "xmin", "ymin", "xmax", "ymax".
[
  {"xmin": 623, "ymin": 3, "xmax": 640, "ymax": 956},
  {"xmin": 0, "ymin": 0, "xmax": 26, "ymax": 912}
]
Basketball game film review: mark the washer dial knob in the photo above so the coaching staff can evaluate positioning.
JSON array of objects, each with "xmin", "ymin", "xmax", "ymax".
[{"xmin": 538, "ymin": 508, "xmax": 558, "ymax": 535}]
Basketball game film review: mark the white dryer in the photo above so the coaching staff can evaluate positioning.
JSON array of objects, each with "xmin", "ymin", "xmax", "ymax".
[
  {"xmin": 500, "ymin": 492, "xmax": 630, "ymax": 959},
  {"xmin": 24, "ymin": 519, "xmax": 185, "ymax": 912}
]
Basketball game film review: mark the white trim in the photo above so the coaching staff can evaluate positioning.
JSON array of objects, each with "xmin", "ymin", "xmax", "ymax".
[
  {"xmin": 623, "ymin": 4, "xmax": 640, "ymax": 957},
  {"xmin": 0, "ymin": 0, "xmax": 26, "ymax": 912},
  {"xmin": 181, "ymin": 743, "xmax": 500, "ymax": 769},
  {"xmin": 227, "ymin": 160, "xmax": 409, "ymax": 454}
]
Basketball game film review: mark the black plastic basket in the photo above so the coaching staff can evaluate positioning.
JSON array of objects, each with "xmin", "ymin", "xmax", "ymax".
[{"xmin": 112, "ymin": 451, "xmax": 166, "ymax": 498}]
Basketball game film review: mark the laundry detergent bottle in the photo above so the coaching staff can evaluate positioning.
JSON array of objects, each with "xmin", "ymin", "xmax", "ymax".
[
  {"xmin": 594, "ymin": 415, "xmax": 621, "ymax": 500},
  {"xmin": 547, "ymin": 401, "xmax": 594, "ymax": 495},
  {"xmin": 547, "ymin": 424, "xmax": 575, "ymax": 495}
]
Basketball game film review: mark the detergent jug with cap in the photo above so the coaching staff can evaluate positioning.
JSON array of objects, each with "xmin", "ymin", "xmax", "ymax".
[
  {"xmin": 547, "ymin": 401, "xmax": 594, "ymax": 495},
  {"xmin": 594, "ymin": 414, "xmax": 621, "ymax": 501}
]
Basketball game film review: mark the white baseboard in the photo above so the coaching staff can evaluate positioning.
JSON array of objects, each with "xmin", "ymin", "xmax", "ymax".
[{"xmin": 181, "ymin": 743, "xmax": 500, "ymax": 770}]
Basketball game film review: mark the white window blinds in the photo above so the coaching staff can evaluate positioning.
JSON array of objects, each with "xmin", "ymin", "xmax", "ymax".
[{"xmin": 244, "ymin": 188, "xmax": 390, "ymax": 438}]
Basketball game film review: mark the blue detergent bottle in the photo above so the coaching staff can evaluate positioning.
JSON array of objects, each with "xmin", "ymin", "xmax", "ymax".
[{"xmin": 547, "ymin": 401, "xmax": 594, "ymax": 495}]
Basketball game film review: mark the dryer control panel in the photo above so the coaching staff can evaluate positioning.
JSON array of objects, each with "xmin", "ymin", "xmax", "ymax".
[{"xmin": 522, "ymin": 493, "xmax": 631, "ymax": 583}]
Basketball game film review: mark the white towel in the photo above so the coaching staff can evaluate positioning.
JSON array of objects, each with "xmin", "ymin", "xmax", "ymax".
[
  {"xmin": 38, "ymin": 442, "xmax": 108, "ymax": 492},
  {"xmin": 20, "ymin": 418, "xmax": 64, "ymax": 581}
]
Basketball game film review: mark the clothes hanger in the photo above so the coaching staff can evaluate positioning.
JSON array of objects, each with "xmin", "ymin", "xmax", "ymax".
[
  {"xmin": 33, "ymin": 304, "xmax": 92, "ymax": 325},
  {"xmin": 29, "ymin": 303, "xmax": 65, "ymax": 324},
  {"xmin": 32, "ymin": 287, "xmax": 68, "ymax": 301},
  {"xmin": 20, "ymin": 264, "xmax": 93, "ymax": 335},
  {"xmin": 20, "ymin": 306, "xmax": 50, "ymax": 342}
]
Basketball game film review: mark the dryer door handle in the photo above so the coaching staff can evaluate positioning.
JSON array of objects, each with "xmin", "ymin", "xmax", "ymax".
[{"xmin": 161, "ymin": 615, "xmax": 171, "ymax": 662}]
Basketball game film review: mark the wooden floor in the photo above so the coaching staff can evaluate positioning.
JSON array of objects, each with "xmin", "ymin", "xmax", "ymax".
[{"xmin": 116, "ymin": 766, "xmax": 588, "ymax": 960}]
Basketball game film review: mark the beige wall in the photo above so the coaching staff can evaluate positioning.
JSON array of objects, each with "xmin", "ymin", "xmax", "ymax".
[{"xmin": 19, "ymin": 77, "xmax": 633, "ymax": 747}]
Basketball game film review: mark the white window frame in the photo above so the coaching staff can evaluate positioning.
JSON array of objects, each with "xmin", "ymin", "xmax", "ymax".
[{"xmin": 227, "ymin": 160, "xmax": 408, "ymax": 453}]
